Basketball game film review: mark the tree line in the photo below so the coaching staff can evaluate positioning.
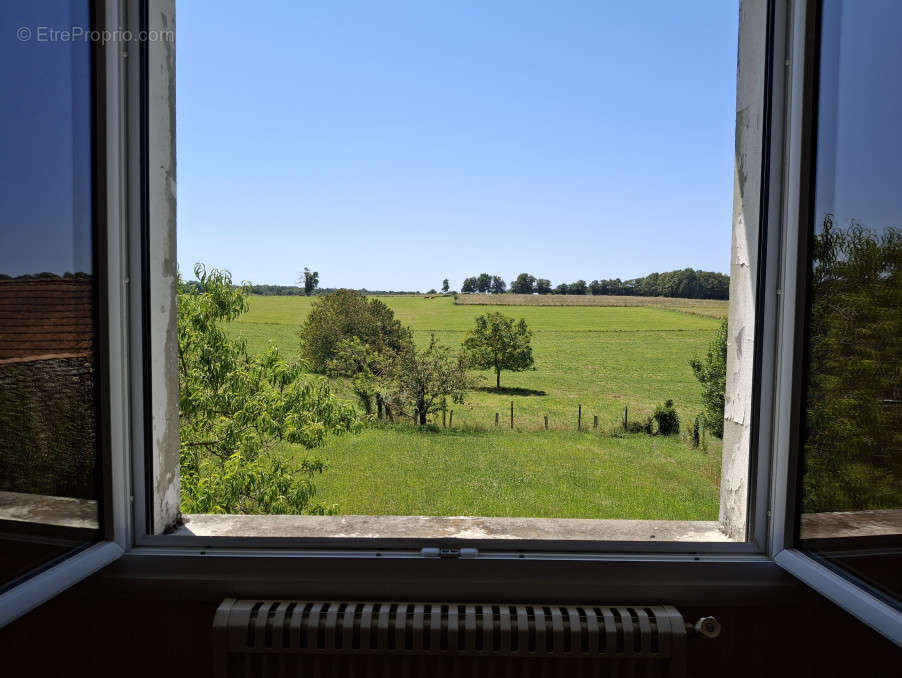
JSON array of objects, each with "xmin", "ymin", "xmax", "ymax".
[{"xmin": 459, "ymin": 268, "xmax": 729, "ymax": 300}]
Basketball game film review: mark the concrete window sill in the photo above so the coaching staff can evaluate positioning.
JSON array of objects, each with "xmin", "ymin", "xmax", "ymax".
[{"xmin": 177, "ymin": 514, "xmax": 733, "ymax": 541}]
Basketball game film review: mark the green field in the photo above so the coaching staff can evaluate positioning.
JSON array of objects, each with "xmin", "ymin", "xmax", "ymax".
[{"xmin": 226, "ymin": 294, "xmax": 723, "ymax": 518}]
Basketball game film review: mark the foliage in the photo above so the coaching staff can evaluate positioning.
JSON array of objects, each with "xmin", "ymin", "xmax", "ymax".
[
  {"xmin": 689, "ymin": 317, "xmax": 727, "ymax": 438},
  {"xmin": 298, "ymin": 289, "xmax": 412, "ymax": 373},
  {"xmin": 441, "ymin": 278, "xmax": 450, "ymax": 293},
  {"xmin": 510, "ymin": 273, "xmax": 536, "ymax": 294},
  {"xmin": 801, "ymin": 218, "xmax": 902, "ymax": 512},
  {"xmin": 326, "ymin": 336, "xmax": 397, "ymax": 417},
  {"xmin": 653, "ymin": 399, "xmax": 680, "ymax": 435},
  {"xmin": 569, "ymin": 280, "xmax": 588, "ymax": 295},
  {"xmin": 463, "ymin": 312, "xmax": 534, "ymax": 389},
  {"xmin": 300, "ymin": 267, "xmax": 319, "ymax": 296},
  {"xmin": 180, "ymin": 451, "xmax": 335, "ymax": 515},
  {"xmin": 535, "ymin": 278, "xmax": 552, "ymax": 294},
  {"xmin": 491, "ymin": 275, "xmax": 506, "ymax": 294},
  {"xmin": 389, "ymin": 335, "xmax": 479, "ymax": 424},
  {"xmin": 178, "ymin": 264, "xmax": 357, "ymax": 515}
]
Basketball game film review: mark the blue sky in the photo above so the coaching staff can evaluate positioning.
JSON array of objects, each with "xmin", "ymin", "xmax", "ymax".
[{"xmin": 177, "ymin": 1, "xmax": 739, "ymax": 291}]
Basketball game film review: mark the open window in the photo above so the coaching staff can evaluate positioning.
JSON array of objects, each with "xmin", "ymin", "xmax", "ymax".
[{"xmin": 1, "ymin": 0, "xmax": 898, "ymax": 649}]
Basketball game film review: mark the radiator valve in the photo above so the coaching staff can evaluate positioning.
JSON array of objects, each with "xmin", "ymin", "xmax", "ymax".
[{"xmin": 693, "ymin": 616, "xmax": 722, "ymax": 639}]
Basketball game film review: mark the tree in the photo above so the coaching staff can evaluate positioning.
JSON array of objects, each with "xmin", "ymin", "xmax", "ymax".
[
  {"xmin": 441, "ymin": 279, "xmax": 450, "ymax": 293},
  {"xmin": 463, "ymin": 312, "xmax": 534, "ymax": 389},
  {"xmin": 535, "ymin": 278, "xmax": 552, "ymax": 294},
  {"xmin": 300, "ymin": 267, "xmax": 319, "ymax": 296},
  {"xmin": 588, "ymin": 280, "xmax": 602, "ymax": 295},
  {"xmin": 326, "ymin": 336, "xmax": 397, "ymax": 418},
  {"xmin": 510, "ymin": 273, "xmax": 536, "ymax": 294},
  {"xmin": 569, "ymin": 280, "xmax": 588, "ymax": 295},
  {"xmin": 390, "ymin": 335, "xmax": 478, "ymax": 425},
  {"xmin": 461, "ymin": 277, "xmax": 477, "ymax": 293},
  {"xmin": 178, "ymin": 264, "xmax": 357, "ymax": 515},
  {"xmin": 476, "ymin": 273, "xmax": 492, "ymax": 294},
  {"xmin": 491, "ymin": 275, "xmax": 506, "ymax": 294},
  {"xmin": 689, "ymin": 317, "xmax": 727, "ymax": 438},
  {"xmin": 801, "ymin": 218, "xmax": 902, "ymax": 512},
  {"xmin": 554, "ymin": 283, "xmax": 569, "ymax": 295},
  {"xmin": 299, "ymin": 290, "xmax": 412, "ymax": 372}
]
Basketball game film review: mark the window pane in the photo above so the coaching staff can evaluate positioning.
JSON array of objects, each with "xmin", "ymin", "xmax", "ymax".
[
  {"xmin": 797, "ymin": 0, "xmax": 902, "ymax": 605},
  {"xmin": 0, "ymin": 0, "xmax": 100, "ymax": 589}
]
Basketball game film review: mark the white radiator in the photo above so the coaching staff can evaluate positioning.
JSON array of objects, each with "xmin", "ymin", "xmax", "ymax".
[{"xmin": 213, "ymin": 599, "xmax": 689, "ymax": 677}]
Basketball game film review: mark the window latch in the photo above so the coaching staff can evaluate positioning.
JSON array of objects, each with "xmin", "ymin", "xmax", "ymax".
[{"xmin": 420, "ymin": 547, "xmax": 479, "ymax": 559}]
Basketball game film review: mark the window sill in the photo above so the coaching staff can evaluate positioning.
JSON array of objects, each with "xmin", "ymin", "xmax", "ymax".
[{"xmin": 177, "ymin": 513, "xmax": 733, "ymax": 542}]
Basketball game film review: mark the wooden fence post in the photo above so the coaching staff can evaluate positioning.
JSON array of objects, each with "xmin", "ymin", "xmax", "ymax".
[
  {"xmin": 510, "ymin": 401, "xmax": 514, "ymax": 429},
  {"xmin": 544, "ymin": 415, "xmax": 548, "ymax": 430},
  {"xmin": 449, "ymin": 410, "xmax": 453, "ymax": 427},
  {"xmin": 593, "ymin": 415, "xmax": 598, "ymax": 430},
  {"xmin": 443, "ymin": 409, "xmax": 446, "ymax": 428},
  {"xmin": 624, "ymin": 405, "xmax": 628, "ymax": 431},
  {"xmin": 578, "ymin": 404, "xmax": 582, "ymax": 430},
  {"xmin": 495, "ymin": 412, "xmax": 499, "ymax": 427}
]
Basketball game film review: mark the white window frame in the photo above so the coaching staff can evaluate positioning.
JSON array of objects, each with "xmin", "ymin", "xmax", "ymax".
[{"xmin": 2, "ymin": 0, "xmax": 899, "ymax": 648}]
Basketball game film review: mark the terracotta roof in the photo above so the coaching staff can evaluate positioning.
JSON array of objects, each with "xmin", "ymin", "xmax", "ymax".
[{"xmin": 0, "ymin": 278, "xmax": 95, "ymax": 361}]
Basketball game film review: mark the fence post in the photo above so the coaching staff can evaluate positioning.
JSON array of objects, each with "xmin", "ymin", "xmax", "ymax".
[
  {"xmin": 495, "ymin": 412, "xmax": 499, "ymax": 427},
  {"xmin": 578, "ymin": 404, "xmax": 582, "ymax": 430},
  {"xmin": 544, "ymin": 415, "xmax": 548, "ymax": 430},
  {"xmin": 593, "ymin": 415, "xmax": 598, "ymax": 430},
  {"xmin": 624, "ymin": 405, "xmax": 628, "ymax": 431},
  {"xmin": 449, "ymin": 410, "xmax": 453, "ymax": 428},
  {"xmin": 443, "ymin": 409, "xmax": 446, "ymax": 428},
  {"xmin": 510, "ymin": 401, "xmax": 514, "ymax": 429}
]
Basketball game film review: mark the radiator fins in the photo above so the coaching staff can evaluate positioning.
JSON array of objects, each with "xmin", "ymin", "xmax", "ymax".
[{"xmin": 213, "ymin": 600, "xmax": 687, "ymax": 677}]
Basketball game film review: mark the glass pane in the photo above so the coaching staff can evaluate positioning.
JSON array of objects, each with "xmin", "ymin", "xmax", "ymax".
[
  {"xmin": 797, "ymin": 0, "xmax": 902, "ymax": 606},
  {"xmin": 0, "ymin": 0, "xmax": 100, "ymax": 590}
]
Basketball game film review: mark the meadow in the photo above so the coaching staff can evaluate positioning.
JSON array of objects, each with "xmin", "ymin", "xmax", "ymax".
[{"xmin": 225, "ymin": 294, "xmax": 724, "ymax": 518}]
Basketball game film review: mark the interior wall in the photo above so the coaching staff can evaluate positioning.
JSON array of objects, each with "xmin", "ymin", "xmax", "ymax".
[{"xmin": 2, "ymin": 567, "xmax": 898, "ymax": 677}]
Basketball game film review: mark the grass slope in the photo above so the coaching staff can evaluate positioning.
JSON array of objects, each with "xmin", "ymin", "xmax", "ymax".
[
  {"xmin": 455, "ymin": 293, "xmax": 728, "ymax": 318},
  {"xmin": 279, "ymin": 427, "xmax": 721, "ymax": 519}
]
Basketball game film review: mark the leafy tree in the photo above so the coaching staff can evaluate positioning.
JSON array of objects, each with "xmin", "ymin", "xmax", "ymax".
[
  {"xmin": 427, "ymin": 288, "xmax": 437, "ymax": 294},
  {"xmin": 178, "ymin": 264, "xmax": 357, "ymax": 515},
  {"xmin": 476, "ymin": 273, "xmax": 492, "ymax": 294},
  {"xmin": 510, "ymin": 273, "xmax": 536, "ymax": 294},
  {"xmin": 299, "ymin": 289, "xmax": 412, "ymax": 372},
  {"xmin": 461, "ymin": 277, "xmax": 477, "ymax": 293},
  {"xmin": 569, "ymin": 279, "xmax": 588, "ymax": 295},
  {"xmin": 801, "ymin": 218, "xmax": 902, "ymax": 512},
  {"xmin": 390, "ymin": 335, "xmax": 478, "ymax": 425},
  {"xmin": 588, "ymin": 280, "xmax": 602, "ymax": 295},
  {"xmin": 554, "ymin": 283, "xmax": 570, "ymax": 295},
  {"xmin": 463, "ymin": 312, "xmax": 534, "ymax": 389},
  {"xmin": 535, "ymin": 278, "xmax": 552, "ymax": 294},
  {"xmin": 491, "ymin": 275, "xmax": 506, "ymax": 294},
  {"xmin": 442, "ymin": 278, "xmax": 450, "ymax": 293},
  {"xmin": 300, "ymin": 267, "xmax": 320, "ymax": 296},
  {"xmin": 689, "ymin": 317, "xmax": 727, "ymax": 438},
  {"xmin": 326, "ymin": 336, "xmax": 396, "ymax": 417}
]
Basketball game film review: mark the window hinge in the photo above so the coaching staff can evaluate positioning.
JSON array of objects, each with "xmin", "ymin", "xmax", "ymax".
[{"xmin": 420, "ymin": 547, "xmax": 479, "ymax": 559}]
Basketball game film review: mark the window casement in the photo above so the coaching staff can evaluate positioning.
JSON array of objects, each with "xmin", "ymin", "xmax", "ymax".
[{"xmin": 1, "ymin": 0, "xmax": 898, "ymax": 648}]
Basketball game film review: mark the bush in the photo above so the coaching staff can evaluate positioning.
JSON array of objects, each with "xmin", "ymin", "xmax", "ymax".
[
  {"xmin": 653, "ymin": 399, "xmax": 680, "ymax": 435},
  {"xmin": 299, "ymin": 289, "xmax": 412, "ymax": 373},
  {"xmin": 689, "ymin": 318, "xmax": 727, "ymax": 438}
]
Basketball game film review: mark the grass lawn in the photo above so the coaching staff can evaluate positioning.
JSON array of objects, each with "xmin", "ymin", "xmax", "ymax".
[
  {"xmin": 276, "ymin": 427, "xmax": 721, "ymax": 520},
  {"xmin": 226, "ymin": 294, "xmax": 724, "ymax": 519}
]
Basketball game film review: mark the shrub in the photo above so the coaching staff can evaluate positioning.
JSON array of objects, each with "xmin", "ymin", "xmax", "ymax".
[
  {"xmin": 653, "ymin": 399, "xmax": 680, "ymax": 435},
  {"xmin": 299, "ymin": 289, "xmax": 412, "ymax": 373},
  {"xmin": 690, "ymin": 317, "xmax": 727, "ymax": 438}
]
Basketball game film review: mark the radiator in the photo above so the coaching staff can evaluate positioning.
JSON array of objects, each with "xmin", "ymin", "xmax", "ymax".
[{"xmin": 213, "ymin": 599, "xmax": 688, "ymax": 677}]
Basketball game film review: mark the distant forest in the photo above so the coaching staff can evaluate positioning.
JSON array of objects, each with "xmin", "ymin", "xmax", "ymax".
[{"xmin": 461, "ymin": 268, "xmax": 730, "ymax": 300}]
